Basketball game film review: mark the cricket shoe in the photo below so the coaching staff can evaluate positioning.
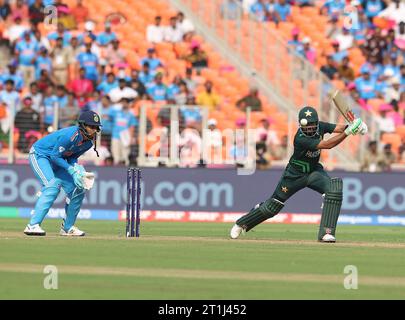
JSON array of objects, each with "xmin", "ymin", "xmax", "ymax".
[
  {"xmin": 24, "ymin": 224, "xmax": 46, "ymax": 236},
  {"xmin": 230, "ymin": 224, "xmax": 245, "ymax": 239},
  {"xmin": 60, "ymin": 226, "xmax": 86, "ymax": 237},
  {"xmin": 320, "ymin": 234, "xmax": 336, "ymax": 243}
]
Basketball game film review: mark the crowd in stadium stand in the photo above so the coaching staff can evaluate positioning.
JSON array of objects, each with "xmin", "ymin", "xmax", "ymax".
[
  {"xmin": 242, "ymin": 0, "xmax": 404, "ymax": 167},
  {"xmin": 0, "ymin": 0, "xmax": 205, "ymax": 167},
  {"xmin": 0, "ymin": 0, "xmax": 404, "ymax": 170}
]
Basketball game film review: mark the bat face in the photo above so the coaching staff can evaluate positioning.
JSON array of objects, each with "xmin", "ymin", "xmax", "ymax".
[
  {"xmin": 332, "ymin": 90, "xmax": 356, "ymax": 124},
  {"xmin": 346, "ymin": 110, "xmax": 356, "ymax": 123}
]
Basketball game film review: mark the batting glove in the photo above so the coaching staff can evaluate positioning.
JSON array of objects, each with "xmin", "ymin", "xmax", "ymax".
[
  {"xmin": 359, "ymin": 122, "xmax": 368, "ymax": 135},
  {"xmin": 345, "ymin": 118, "xmax": 363, "ymax": 136}
]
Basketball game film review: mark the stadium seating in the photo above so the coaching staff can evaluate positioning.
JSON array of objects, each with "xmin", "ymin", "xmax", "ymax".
[{"xmin": 0, "ymin": 0, "xmax": 403, "ymax": 168}]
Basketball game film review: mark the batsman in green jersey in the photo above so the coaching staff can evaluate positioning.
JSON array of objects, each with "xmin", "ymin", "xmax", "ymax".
[{"xmin": 230, "ymin": 106, "xmax": 367, "ymax": 242}]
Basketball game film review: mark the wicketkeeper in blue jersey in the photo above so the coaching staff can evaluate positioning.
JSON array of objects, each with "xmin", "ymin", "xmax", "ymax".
[{"xmin": 24, "ymin": 111, "xmax": 102, "ymax": 236}]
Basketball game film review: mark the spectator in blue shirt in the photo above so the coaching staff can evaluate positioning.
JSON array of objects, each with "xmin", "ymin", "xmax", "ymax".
[
  {"xmin": 274, "ymin": 0, "xmax": 291, "ymax": 22},
  {"xmin": 15, "ymin": 31, "xmax": 39, "ymax": 85},
  {"xmin": 355, "ymin": 71, "xmax": 377, "ymax": 100},
  {"xmin": 140, "ymin": 47, "xmax": 163, "ymax": 72},
  {"xmin": 287, "ymin": 27, "xmax": 302, "ymax": 53},
  {"xmin": 250, "ymin": 0, "xmax": 268, "ymax": 22},
  {"xmin": 1, "ymin": 63, "xmax": 24, "ymax": 91},
  {"xmin": 96, "ymin": 21, "xmax": 117, "ymax": 47},
  {"xmin": 375, "ymin": 68, "xmax": 394, "ymax": 97},
  {"xmin": 360, "ymin": 54, "xmax": 383, "ymax": 81},
  {"xmin": 99, "ymin": 94, "xmax": 113, "ymax": 150},
  {"xmin": 167, "ymin": 75, "xmax": 183, "ymax": 101},
  {"xmin": 321, "ymin": 0, "xmax": 345, "ymax": 17},
  {"xmin": 35, "ymin": 47, "xmax": 53, "ymax": 80},
  {"xmin": 0, "ymin": 0, "xmax": 11, "ymax": 21},
  {"xmin": 42, "ymin": 84, "xmax": 58, "ymax": 129},
  {"xmin": 77, "ymin": 42, "xmax": 99, "ymax": 82},
  {"xmin": 0, "ymin": 79, "xmax": 20, "ymax": 113},
  {"xmin": 109, "ymin": 97, "xmax": 138, "ymax": 166},
  {"xmin": 55, "ymin": 85, "xmax": 68, "ymax": 108},
  {"xmin": 147, "ymin": 73, "xmax": 168, "ymax": 102},
  {"xmin": 382, "ymin": 53, "xmax": 401, "ymax": 79},
  {"xmin": 97, "ymin": 72, "xmax": 119, "ymax": 95},
  {"xmin": 363, "ymin": 0, "xmax": 385, "ymax": 21},
  {"xmin": 138, "ymin": 61, "xmax": 156, "ymax": 88},
  {"xmin": 30, "ymin": 0, "xmax": 53, "ymax": 6},
  {"xmin": 220, "ymin": 0, "xmax": 243, "ymax": 20},
  {"xmin": 350, "ymin": 9, "xmax": 369, "ymax": 43},
  {"xmin": 47, "ymin": 22, "xmax": 72, "ymax": 47}
]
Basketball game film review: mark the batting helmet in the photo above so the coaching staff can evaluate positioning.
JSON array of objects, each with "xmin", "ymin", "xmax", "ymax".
[{"xmin": 298, "ymin": 106, "xmax": 319, "ymax": 136}]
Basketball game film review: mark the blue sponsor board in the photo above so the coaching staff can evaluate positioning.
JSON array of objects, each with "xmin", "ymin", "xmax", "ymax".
[
  {"xmin": 339, "ymin": 214, "xmax": 405, "ymax": 226},
  {"xmin": 14, "ymin": 208, "xmax": 405, "ymax": 226},
  {"xmin": 18, "ymin": 208, "xmax": 119, "ymax": 220},
  {"xmin": 1, "ymin": 165, "xmax": 404, "ymax": 215}
]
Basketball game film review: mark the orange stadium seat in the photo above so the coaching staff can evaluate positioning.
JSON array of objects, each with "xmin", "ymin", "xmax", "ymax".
[
  {"xmin": 367, "ymin": 99, "xmax": 386, "ymax": 112},
  {"xmin": 395, "ymin": 126, "xmax": 405, "ymax": 140},
  {"xmin": 381, "ymin": 133, "xmax": 402, "ymax": 152}
]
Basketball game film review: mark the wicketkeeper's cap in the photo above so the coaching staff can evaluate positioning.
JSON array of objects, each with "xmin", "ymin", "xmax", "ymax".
[{"xmin": 78, "ymin": 111, "xmax": 102, "ymax": 128}]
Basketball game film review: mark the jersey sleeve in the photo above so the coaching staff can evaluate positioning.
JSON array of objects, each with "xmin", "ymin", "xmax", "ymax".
[
  {"xmin": 49, "ymin": 134, "xmax": 74, "ymax": 170},
  {"xmin": 319, "ymin": 121, "xmax": 337, "ymax": 134}
]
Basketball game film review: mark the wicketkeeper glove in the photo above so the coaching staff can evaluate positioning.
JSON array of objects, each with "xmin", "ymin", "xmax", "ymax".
[
  {"xmin": 344, "ymin": 118, "xmax": 363, "ymax": 136},
  {"xmin": 83, "ymin": 172, "xmax": 95, "ymax": 190},
  {"xmin": 67, "ymin": 164, "xmax": 86, "ymax": 189}
]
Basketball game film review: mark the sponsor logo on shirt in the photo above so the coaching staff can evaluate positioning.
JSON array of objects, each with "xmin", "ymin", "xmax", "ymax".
[{"xmin": 305, "ymin": 150, "xmax": 321, "ymax": 158}]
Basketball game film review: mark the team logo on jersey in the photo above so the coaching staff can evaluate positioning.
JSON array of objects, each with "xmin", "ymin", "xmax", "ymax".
[
  {"xmin": 281, "ymin": 186, "xmax": 288, "ymax": 193},
  {"xmin": 59, "ymin": 146, "xmax": 65, "ymax": 153},
  {"xmin": 305, "ymin": 150, "xmax": 321, "ymax": 158},
  {"xmin": 94, "ymin": 115, "xmax": 100, "ymax": 123}
]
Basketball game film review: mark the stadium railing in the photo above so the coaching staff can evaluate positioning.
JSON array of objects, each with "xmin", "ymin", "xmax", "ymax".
[{"xmin": 172, "ymin": 0, "xmax": 382, "ymax": 170}]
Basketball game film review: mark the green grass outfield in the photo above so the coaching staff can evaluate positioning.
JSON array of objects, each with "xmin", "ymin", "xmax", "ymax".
[{"xmin": 1, "ymin": 218, "xmax": 405, "ymax": 299}]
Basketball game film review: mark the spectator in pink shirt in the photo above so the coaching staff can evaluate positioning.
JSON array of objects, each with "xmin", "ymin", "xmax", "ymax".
[
  {"xmin": 105, "ymin": 39, "xmax": 127, "ymax": 68},
  {"xmin": 67, "ymin": 67, "xmax": 94, "ymax": 108},
  {"xmin": 11, "ymin": 0, "xmax": 29, "ymax": 22},
  {"xmin": 297, "ymin": 37, "xmax": 316, "ymax": 65}
]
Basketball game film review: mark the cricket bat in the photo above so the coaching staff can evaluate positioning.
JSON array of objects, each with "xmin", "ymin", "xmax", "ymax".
[{"xmin": 332, "ymin": 90, "xmax": 356, "ymax": 124}]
